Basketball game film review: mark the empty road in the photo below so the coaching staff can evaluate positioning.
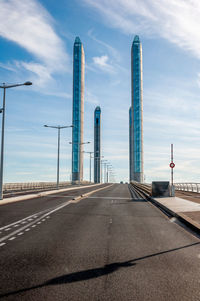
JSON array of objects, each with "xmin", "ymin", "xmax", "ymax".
[{"xmin": 0, "ymin": 184, "xmax": 200, "ymax": 300}]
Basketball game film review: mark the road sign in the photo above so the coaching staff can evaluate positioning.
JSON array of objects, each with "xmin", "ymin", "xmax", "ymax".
[{"xmin": 169, "ymin": 162, "xmax": 175, "ymax": 168}]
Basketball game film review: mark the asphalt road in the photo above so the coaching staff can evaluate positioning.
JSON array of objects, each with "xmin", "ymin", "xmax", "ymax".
[{"xmin": 0, "ymin": 184, "xmax": 200, "ymax": 300}]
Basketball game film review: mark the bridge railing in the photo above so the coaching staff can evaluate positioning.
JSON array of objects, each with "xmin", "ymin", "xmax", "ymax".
[
  {"xmin": 3, "ymin": 181, "xmax": 72, "ymax": 192},
  {"xmin": 175, "ymin": 183, "xmax": 200, "ymax": 193}
]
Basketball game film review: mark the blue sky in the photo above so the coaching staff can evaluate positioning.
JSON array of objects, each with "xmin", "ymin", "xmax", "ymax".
[{"xmin": 0, "ymin": 0, "xmax": 200, "ymax": 183}]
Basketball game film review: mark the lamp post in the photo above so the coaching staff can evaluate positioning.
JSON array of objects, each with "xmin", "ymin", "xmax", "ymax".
[
  {"xmin": 44, "ymin": 125, "xmax": 73, "ymax": 189},
  {"xmin": 69, "ymin": 141, "xmax": 90, "ymax": 184},
  {"xmin": 83, "ymin": 151, "xmax": 94, "ymax": 183},
  {"xmin": 0, "ymin": 81, "xmax": 32, "ymax": 200},
  {"xmin": 101, "ymin": 160, "xmax": 107, "ymax": 183},
  {"xmin": 106, "ymin": 163, "xmax": 112, "ymax": 183}
]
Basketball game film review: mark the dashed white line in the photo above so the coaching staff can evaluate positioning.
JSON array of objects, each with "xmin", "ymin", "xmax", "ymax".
[
  {"xmin": 25, "ymin": 228, "xmax": 30, "ymax": 232},
  {"xmin": 32, "ymin": 225, "xmax": 36, "ymax": 228},
  {"xmin": 21, "ymin": 222, "xmax": 26, "ymax": 224},
  {"xmin": 109, "ymin": 218, "xmax": 113, "ymax": 224},
  {"xmin": 37, "ymin": 222, "xmax": 41, "ymax": 224},
  {"xmin": 5, "ymin": 228, "xmax": 11, "ymax": 231},
  {"xmin": 18, "ymin": 232, "xmax": 23, "ymax": 236},
  {"xmin": 9, "ymin": 237, "xmax": 16, "ymax": 241},
  {"xmin": 0, "ymin": 242, "xmax": 6, "ymax": 247},
  {"xmin": 42, "ymin": 219, "xmax": 46, "ymax": 221},
  {"xmin": 14, "ymin": 225, "xmax": 19, "ymax": 227}
]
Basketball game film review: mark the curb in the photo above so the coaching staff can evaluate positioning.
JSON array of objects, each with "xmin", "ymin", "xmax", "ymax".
[
  {"xmin": 0, "ymin": 183, "xmax": 104, "ymax": 206},
  {"xmin": 129, "ymin": 184, "xmax": 200, "ymax": 235},
  {"xmin": 71, "ymin": 184, "xmax": 113, "ymax": 202},
  {"xmin": 150, "ymin": 197, "xmax": 200, "ymax": 234}
]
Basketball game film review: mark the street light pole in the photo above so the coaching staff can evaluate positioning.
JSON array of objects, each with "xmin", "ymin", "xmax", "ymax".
[
  {"xmin": 0, "ymin": 81, "xmax": 32, "ymax": 200},
  {"xmin": 83, "ymin": 151, "xmax": 93, "ymax": 183},
  {"xmin": 69, "ymin": 141, "xmax": 90, "ymax": 184},
  {"xmin": 45, "ymin": 125, "xmax": 73, "ymax": 189},
  {"xmin": 57, "ymin": 127, "xmax": 60, "ymax": 190}
]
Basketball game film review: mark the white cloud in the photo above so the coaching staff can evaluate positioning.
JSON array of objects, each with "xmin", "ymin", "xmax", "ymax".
[
  {"xmin": 88, "ymin": 29, "xmax": 121, "ymax": 62},
  {"xmin": 93, "ymin": 55, "xmax": 114, "ymax": 73},
  {"xmin": 0, "ymin": 0, "xmax": 68, "ymax": 85},
  {"xmin": 83, "ymin": 0, "xmax": 200, "ymax": 59}
]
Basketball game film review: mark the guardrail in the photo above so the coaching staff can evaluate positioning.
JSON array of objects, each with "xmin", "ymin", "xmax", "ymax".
[
  {"xmin": 129, "ymin": 181, "xmax": 151, "ymax": 197},
  {"xmin": 3, "ymin": 181, "xmax": 89, "ymax": 192},
  {"xmin": 175, "ymin": 183, "xmax": 200, "ymax": 193}
]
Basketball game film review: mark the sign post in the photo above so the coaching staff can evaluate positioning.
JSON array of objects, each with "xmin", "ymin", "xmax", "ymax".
[{"xmin": 170, "ymin": 144, "xmax": 175, "ymax": 196}]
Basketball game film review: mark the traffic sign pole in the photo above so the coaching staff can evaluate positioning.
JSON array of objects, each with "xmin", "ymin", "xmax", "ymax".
[{"xmin": 170, "ymin": 144, "xmax": 175, "ymax": 196}]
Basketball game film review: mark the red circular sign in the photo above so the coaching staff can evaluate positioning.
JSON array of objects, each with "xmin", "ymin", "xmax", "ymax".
[{"xmin": 170, "ymin": 162, "xmax": 175, "ymax": 168}]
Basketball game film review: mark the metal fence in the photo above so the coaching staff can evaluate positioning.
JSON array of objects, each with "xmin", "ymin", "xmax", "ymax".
[
  {"xmin": 3, "ymin": 181, "xmax": 71, "ymax": 192},
  {"xmin": 175, "ymin": 183, "xmax": 200, "ymax": 193}
]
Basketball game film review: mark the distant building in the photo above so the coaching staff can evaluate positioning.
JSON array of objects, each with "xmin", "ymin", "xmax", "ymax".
[
  {"xmin": 72, "ymin": 37, "xmax": 85, "ymax": 183},
  {"xmin": 94, "ymin": 106, "xmax": 101, "ymax": 183},
  {"xmin": 130, "ymin": 35, "xmax": 144, "ymax": 182}
]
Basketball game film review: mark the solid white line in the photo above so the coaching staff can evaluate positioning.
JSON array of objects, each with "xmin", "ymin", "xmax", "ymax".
[{"xmin": 9, "ymin": 237, "xmax": 16, "ymax": 241}]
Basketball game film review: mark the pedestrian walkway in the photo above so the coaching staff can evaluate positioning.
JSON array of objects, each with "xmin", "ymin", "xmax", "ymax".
[{"xmin": 153, "ymin": 196, "xmax": 200, "ymax": 231}]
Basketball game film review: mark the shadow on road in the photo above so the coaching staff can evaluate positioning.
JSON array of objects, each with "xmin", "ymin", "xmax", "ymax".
[{"xmin": 0, "ymin": 242, "xmax": 199, "ymax": 298}]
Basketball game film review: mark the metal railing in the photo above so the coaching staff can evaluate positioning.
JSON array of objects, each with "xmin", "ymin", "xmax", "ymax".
[
  {"xmin": 175, "ymin": 183, "xmax": 200, "ymax": 193},
  {"xmin": 129, "ymin": 181, "xmax": 151, "ymax": 197},
  {"xmin": 3, "ymin": 181, "xmax": 72, "ymax": 192}
]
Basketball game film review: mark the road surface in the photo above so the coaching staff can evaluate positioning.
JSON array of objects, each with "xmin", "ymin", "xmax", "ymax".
[{"xmin": 0, "ymin": 184, "xmax": 200, "ymax": 300}]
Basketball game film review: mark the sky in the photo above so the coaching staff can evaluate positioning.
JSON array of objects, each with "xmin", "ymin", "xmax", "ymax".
[{"xmin": 0, "ymin": 0, "xmax": 200, "ymax": 184}]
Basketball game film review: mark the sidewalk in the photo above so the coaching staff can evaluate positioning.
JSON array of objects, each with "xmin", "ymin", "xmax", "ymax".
[{"xmin": 152, "ymin": 196, "xmax": 200, "ymax": 232}]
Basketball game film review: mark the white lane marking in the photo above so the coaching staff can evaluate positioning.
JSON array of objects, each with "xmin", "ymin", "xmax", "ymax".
[
  {"xmin": 42, "ymin": 219, "xmax": 45, "ymax": 221},
  {"xmin": 0, "ymin": 199, "xmax": 75, "ymax": 244},
  {"xmin": 9, "ymin": 237, "xmax": 16, "ymax": 241},
  {"xmin": 28, "ymin": 219, "xmax": 33, "ymax": 221},
  {"xmin": 21, "ymin": 222, "xmax": 26, "ymax": 224},
  {"xmin": 84, "ymin": 196, "xmax": 132, "ymax": 200},
  {"xmin": 25, "ymin": 228, "xmax": 30, "ymax": 231},
  {"xmin": 109, "ymin": 218, "xmax": 112, "ymax": 224},
  {"xmin": 32, "ymin": 225, "xmax": 36, "ymax": 228},
  {"xmin": 14, "ymin": 225, "xmax": 19, "ymax": 227},
  {"xmin": 18, "ymin": 232, "xmax": 23, "ymax": 236},
  {"xmin": 0, "ymin": 242, "xmax": 6, "ymax": 247},
  {"xmin": 37, "ymin": 222, "xmax": 41, "ymax": 224},
  {"xmin": 0, "ymin": 185, "xmax": 111, "ymax": 244},
  {"xmin": 0, "ymin": 212, "xmax": 43, "ymax": 231},
  {"xmin": 5, "ymin": 228, "xmax": 11, "ymax": 231},
  {"xmin": 0, "ymin": 207, "xmax": 53, "ymax": 231}
]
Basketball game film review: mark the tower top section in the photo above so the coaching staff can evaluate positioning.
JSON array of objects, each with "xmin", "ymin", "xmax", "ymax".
[
  {"xmin": 133, "ymin": 35, "xmax": 140, "ymax": 42},
  {"xmin": 74, "ymin": 36, "xmax": 82, "ymax": 44},
  {"xmin": 95, "ymin": 106, "xmax": 101, "ymax": 112}
]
